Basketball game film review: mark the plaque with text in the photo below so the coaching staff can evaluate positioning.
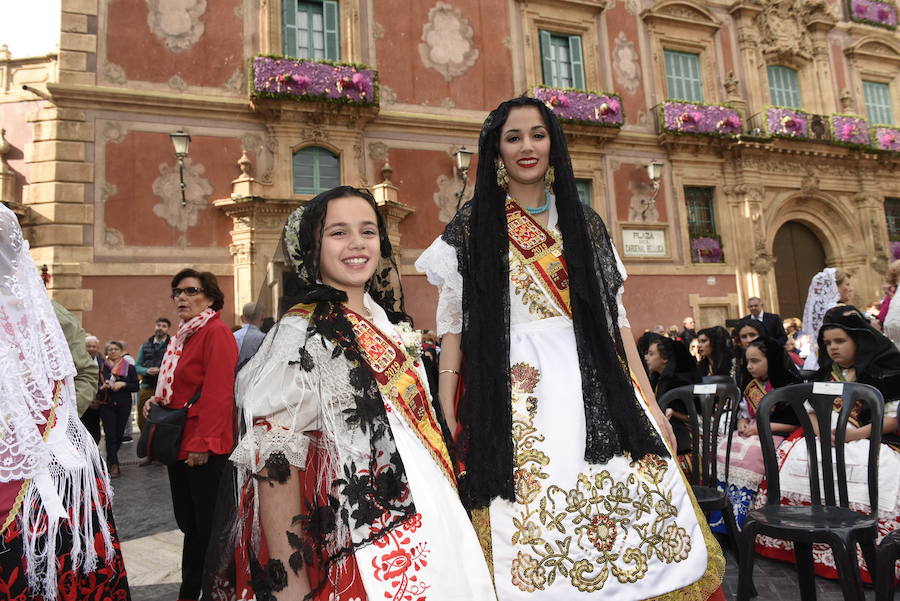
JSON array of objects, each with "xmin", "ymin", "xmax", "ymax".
[{"xmin": 621, "ymin": 227, "xmax": 667, "ymax": 258}]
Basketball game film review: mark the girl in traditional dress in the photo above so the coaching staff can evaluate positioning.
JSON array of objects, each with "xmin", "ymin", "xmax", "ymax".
[
  {"xmin": 0, "ymin": 205, "xmax": 129, "ymax": 600},
  {"xmin": 713, "ymin": 337, "xmax": 801, "ymax": 531},
  {"xmin": 416, "ymin": 97, "xmax": 724, "ymax": 600},
  {"xmin": 205, "ymin": 186, "xmax": 494, "ymax": 601},
  {"xmin": 755, "ymin": 306, "xmax": 900, "ymax": 583},
  {"xmin": 697, "ymin": 326, "xmax": 733, "ymax": 378},
  {"xmin": 801, "ymin": 268, "xmax": 848, "ymax": 370}
]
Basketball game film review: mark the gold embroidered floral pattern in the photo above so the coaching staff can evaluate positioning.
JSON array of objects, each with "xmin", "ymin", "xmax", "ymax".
[
  {"xmin": 508, "ymin": 362, "xmax": 694, "ymax": 593},
  {"xmin": 510, "ymin": 263, "xmax": 561, "ymax": 321}
]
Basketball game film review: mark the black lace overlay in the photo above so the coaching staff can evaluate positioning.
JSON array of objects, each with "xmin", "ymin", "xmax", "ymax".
[
  {"xmin": 205, "ymin": 187, "xmax": 416, "ymax": 601},
  {"xmin": 442, "ymin": 97, "xmax": 669, "ymax": 510}
]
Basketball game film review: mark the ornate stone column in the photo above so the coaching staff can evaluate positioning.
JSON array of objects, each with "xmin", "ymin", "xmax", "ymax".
[{"xmin": 213, "ymin": 152, "xmax": 299, "ymax": 316}]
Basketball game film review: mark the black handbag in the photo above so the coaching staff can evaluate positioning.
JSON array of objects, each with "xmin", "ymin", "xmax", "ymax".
[{"xmin": 137, "ymin": 389, "xmax": 201, "ymax": 466}]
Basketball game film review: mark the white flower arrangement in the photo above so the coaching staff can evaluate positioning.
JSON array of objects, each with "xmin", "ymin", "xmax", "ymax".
[{"xmin": 395, "ymin": 322, "xmax": 422, "ymax": 360}]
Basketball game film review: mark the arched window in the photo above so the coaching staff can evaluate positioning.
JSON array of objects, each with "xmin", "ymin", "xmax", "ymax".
[
  {"xmin": 767, "ymin": 65, "xmax": 802, "ymax": 108},
  {"xmin": 293, "ymin": 146, "xmax": 340, "ymax": 195}
]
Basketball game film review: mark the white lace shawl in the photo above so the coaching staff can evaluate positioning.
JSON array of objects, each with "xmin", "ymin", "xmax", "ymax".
[
  {"xmin": 0, "ymin": 205, "xmax": 113, "ymax": 599},
  {"xmin": 415, "ymin": 234, "xmax": 631, "ymax": 336},
  {"xmin": 801, "ymin": 268, "xmax": 840, "ymax": 370}
]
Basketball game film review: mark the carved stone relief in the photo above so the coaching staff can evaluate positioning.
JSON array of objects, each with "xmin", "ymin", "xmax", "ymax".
[
  {"xmin": 612, "ymin": 32, "xmax": 641, "ymax": 95},
  {"xmin": 151, "ymin": 158, "xmax": 213, "ymax": 236},
  {"xmin": 433, "ymin": 174, "xmax": 474, "ymax": 223},
  {"xmin": 418, "ymin": 2, "xmax": 480, "ymax": 82},
  {"xmin": 102, "ymin": 62, "xmax": 127, "ymax": 85},
  {"xmin": 146, "ymin": 0, "xmax": 207, "ymax": 54},
  {"xmin": 754, "ymin": 0, "xmax": 832, "ymax": 63},
  {"xmin": 169, "ymin": 74, "xmax": 188, "ymax": 92},
  {"xmin": 368, "ymin": 141, "xmax": 390, "ymax": 161},
  {"xmin": 627, "ymin": 179, "xmax": 659, "ymax": 222},
  {"xmin": 100, "ymin": 182, "xmax": 118, "ymax": 202},
  {"xmin": 800, "ymin": 169, "xmax": 820, "ymax": 194},
  {"xmin": 102, "ymin": 122, "xmax": 127, "ymax": 144},
  {"xmin": 104, "ymin": 228, "xmax": 125, "ymax": 249}
]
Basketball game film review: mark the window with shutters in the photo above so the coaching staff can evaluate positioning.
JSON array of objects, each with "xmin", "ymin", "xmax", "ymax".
[
  {"xmin": 282, "ymin": 0, "xmax": 340, "ymax": 61},
  {"xmin": 575, "ymin": 179, "xmax": 592, "ymax": 206},
  {"xmin": 664, "ymin": 50, "xmax": 703, "ymax": 102},
  {"xmin": 864, "ymin": 81, "xmax": 893, "ymax": 125},
  {"xmin": 684, "ymin": 186, "xmax": 723, "ymax": 263},
  {"xmin": 886, "ymin": 198, "xmax": 900, "ymax": 241},
  {"xmin": 767, "ymin": 66, "xmax": 802, "ymax": 108},
  {"xmin": 293, "ymin": 147, "xmax": 340, "ymax": 195},
  {"xmin": 539, "ymin": 30, "xmax": 585, "ymax": 90}
]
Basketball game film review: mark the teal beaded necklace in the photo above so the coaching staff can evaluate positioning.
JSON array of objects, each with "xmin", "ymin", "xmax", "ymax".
[{"xmin": 523, "ymin": 191, "xmax": 552, "ymax": 215}]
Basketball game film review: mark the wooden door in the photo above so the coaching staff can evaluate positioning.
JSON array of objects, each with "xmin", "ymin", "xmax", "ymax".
[{"xmin": 773, "ymin": 221, "xmax": 826, "ymax": 320}]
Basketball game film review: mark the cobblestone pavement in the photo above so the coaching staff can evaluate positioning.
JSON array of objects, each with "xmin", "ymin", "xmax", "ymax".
[{"xmin": 110, "ymin": 442, "xmax": 881, "ymax": 601}]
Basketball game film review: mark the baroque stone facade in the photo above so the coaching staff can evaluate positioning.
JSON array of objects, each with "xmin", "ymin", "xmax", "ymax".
[{"xmin": 2, "ymin": 0, "xmax": 900, "ymax": 347}]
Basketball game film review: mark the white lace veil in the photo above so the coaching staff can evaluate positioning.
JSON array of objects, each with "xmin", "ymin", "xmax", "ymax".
[
  {"xmin": 801, "ymin": 267, "xmax": 840, "ymax": 370},
  {"xmin": 0, "ymin": 204, "xmax": 113, "ymax": 599}
]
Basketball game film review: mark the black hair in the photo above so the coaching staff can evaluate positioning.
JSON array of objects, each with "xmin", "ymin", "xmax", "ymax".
[{"xmin": 156, "ymin": 317, "xmax": 171, "ymax": 326}]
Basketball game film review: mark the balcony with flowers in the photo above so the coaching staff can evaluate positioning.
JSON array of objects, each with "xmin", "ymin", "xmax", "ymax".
[
  {"xmin": 532, "ymin": 85, "xmax": 623, "ymax": 143},
  {"xmin": 657, "ymin": 101, "xmax": 742, "ymax": 137},
  {"xmin": 848, "ymin": 0, "xmax": 898, "ymax": 29},
  {"xmin": 872, "ymin": 126, "xmax": 900, "ymax": 152},
  {"xmin": 690, "ymin": 233, "xmax": 725, "ymax": 263},
  {"xmin": 743, "ymin": 107, "xmax": 833, "ymax": 143},
  {"xmin": 831, "ymin": 114, "xmax": 870, "ymax": 147},
  {"xmin": 250, "ymin": 55, "xmax": 378, "ymax": 107}
]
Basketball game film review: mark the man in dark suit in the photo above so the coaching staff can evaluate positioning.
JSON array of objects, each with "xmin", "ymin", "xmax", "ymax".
[{"xmin": 742, "ymin": 297, "xmax": 787, "ymax": 345}]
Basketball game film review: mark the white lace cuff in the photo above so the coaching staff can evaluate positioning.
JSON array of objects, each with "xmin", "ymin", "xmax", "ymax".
[
  {"xmin": 230, "ymin": 419, "xmax": 312, "ymax": 473},
  {"xmin": 415, "ymin": 237, "xmax": 463, "ymax": 336},
  {"xmin": 612, "ymin": 244, "xmax": 630, "ymax": 329}
]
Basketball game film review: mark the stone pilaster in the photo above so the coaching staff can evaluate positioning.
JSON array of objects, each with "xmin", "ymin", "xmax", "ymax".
[
  {"xmin": 58, "ymin": 0, "xmax": 98, "ymax": 86},
  {"xmin": 22, "ymin": 105, "xmax": 94, "ymax": 317}
]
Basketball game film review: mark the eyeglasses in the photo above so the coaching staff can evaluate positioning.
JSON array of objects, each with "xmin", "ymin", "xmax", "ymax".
[{"xmin": 171, "ymin": 287, "xmax": 204, "ymax": 298}]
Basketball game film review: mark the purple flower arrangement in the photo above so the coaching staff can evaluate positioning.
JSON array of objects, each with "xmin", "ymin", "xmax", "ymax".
[
  {"xmin": 690, "ymin": 235, "xmax": 724, "ymax": 263},
  {"xmin": 659, "ymin": 101, "xmax": 742, "ymax": 136},
  {"xmin": 873, "ymin": 126, "xmax": 900, "ymax": 151},
  {"xmin": 892, "ymin": 240, "xmax": 900, "ymax": 260},
  {"xmin": 251, "ymin": 55, "xmax": 377, "ymax": 105},
  {"xmin": 848, "ymin": 0, "xmax": 898, "ymax": 28},
  {"xmin": 766, "ymin": 107, "xmax": 811, "ymax": 139},
  {"xmin": 831, "ymin": 115, "xmax": 870, "ymax": 145},
  {"xmin": 532, "ymin": 86, "xmax": 624, "ymax": 127}
]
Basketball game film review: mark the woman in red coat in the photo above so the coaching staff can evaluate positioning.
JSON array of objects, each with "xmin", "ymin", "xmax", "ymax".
[{"xmin": 146, "ymin": 268, "xmax": 237, "ymax": 601}]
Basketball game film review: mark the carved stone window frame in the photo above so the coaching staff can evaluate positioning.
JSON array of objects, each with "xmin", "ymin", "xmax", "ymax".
[
  {"xmin": 642, "ymin": 1, "xmax": 721, "ymax": 104},
  {"xmin": 845, "ymin": 35, "xmax": 900, "ymax": 125},
  {"xmin": 261, "ymin": 0, "xmax": 364, "ymax": 62},
  {"xmin": 516, "ymin": 0, "xmax": 605, "ymax": 91},
  {"xmin": 290, "ymin": 142, "xmax": 343, "ymax": 198},
  {"xmin": 761, "ymin": 58, "xmax": 819, "ymax": 112}
]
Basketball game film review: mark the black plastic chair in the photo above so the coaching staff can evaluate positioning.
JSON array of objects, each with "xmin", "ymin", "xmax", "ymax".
[
  {"xmin": 799, "ymin": 369, "xmax": 818, "ymax": 382},
  {"xmin": 701, "ymin": 375, "xmax": 735, "ymax": 385},
  {"xmin": 736, "ymin": 382, "xmax": 883, "ymax": 601},
  {"xmin": 874, "ymin": 403, "xmax": 900, "ymax": 601},
  {"xmin": 658, "ymin": 381, "xmax": 754, "ymax": 594}
]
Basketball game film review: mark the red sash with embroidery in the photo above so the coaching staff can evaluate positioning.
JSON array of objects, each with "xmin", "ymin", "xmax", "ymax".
[
  {"xmin": 342, "ymin": 307, "xmax": 457, "ymax": 488},
  {"xmin": 506, "ymin": 198, "xmax": 572, "ymax": 317}
]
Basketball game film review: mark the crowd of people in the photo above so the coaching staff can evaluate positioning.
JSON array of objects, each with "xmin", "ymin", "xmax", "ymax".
[{"xmin": 1, "ymin": 95, "xmax": 897, "ymax": 601}]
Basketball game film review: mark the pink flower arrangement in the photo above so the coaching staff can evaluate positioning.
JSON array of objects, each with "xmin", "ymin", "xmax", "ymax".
[
  {"xmin": 873, "ymin": 126, "xmax": 900, "ymax": 151},
  {"xmin": 531, "ymin": 86, "xmax": 624, "ymax": 126},
  {"xmin": 831, "ymin": 115, "xmax": 869, "ymax": 145},
  {"xmin": 660, "ymin": 101, "xmax": 742, "ymax": 136},
  {"xmin": 252, "ymin": 55, "xmax": 376, "ymax": 105},
  {"xmin": 767, "ymin": 107, "xmax": 811, "ymax": 138},
  {"xmin": 690, "ymin": 235, "xmax": 724, "ymax": 263},
  {"xmin": 848, "ymin": 0, "xmax": 898, "ymax": 28}
]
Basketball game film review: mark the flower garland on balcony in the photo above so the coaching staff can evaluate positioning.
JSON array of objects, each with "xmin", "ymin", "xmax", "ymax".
[
  {"xmin": 831, "ymin": 114, "xmax": 870, "ymax": 146},
  {"xmin": 689, "ymin": 233, "xmax": 724, "ymax": 263},
  {"xmin": 659, "ymin": 101, "xmax": 742, "ymax": 137},
  {"xmin": 766, "ymin": 106, "xmax": 812, "ymax": 139},
  {"xmin": 848, "ymin": 0, "xmax": 898, "ymax": 29},
  {"xmin": 873, "ymin": 126, "xmax": 900, "ymax": 152},
  {"xmin": 251, "ymin": 55, "xmax": 377, "ymax": 105},
  {"xmin": 531, "ymin": 85, "xmax": 624, "ymax": 127}
]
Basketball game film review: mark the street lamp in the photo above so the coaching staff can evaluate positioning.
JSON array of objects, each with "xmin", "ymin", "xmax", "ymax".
[
  {"xmin": 642, "ymin": 160, "xmax": 664, "ymax": 219},
  {"xmin": 453, "ymin": 146, "xmax": 474, "ymax": 210},
  {"xmin": 169, "ymin": 130, "xmax": 191, "ymax": 207}
]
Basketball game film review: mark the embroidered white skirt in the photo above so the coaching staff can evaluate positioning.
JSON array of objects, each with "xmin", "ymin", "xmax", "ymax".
[{"xmin": 486, "ymin": 316, "xmax": 711, "ymax": 600}]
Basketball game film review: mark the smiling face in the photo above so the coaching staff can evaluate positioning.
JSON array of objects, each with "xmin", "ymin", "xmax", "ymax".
[
  {"xmin": 644, "ymin": 341, "xmax": 667, "ymax": 375},
  {"xmin": 498, "ymin": 105, "xmax": 551, "ymax": 189},
  {"xmin": 172, "ymin": 276, "xmax": 213, "ymax": 322},
  {"xmin": 745, "ymin": 345, "xmax": 769, "ymax": 380},
  {"xmin": 739, "ymin": 325, "xmax": 760, "ymax": 348},
  {"xmin": 822, "ymin": 327, "xmax": 857, "ymax": 368},
  {"xmin": 318, "ymin": 195, "xmax": 381, "ymax": 296}
]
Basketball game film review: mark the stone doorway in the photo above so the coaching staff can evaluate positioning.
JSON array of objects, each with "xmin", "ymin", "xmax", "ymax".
[{"xmin": 773, "ymin": 221, "xmax": 827, "ymax": 320}]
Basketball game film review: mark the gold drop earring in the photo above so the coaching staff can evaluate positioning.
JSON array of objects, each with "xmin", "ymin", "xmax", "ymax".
[
  {"xmin": 496, "ymin": 159, "xmax": 510, "ymax": 191},
  {"xmin": 544, "ymin": 165, "xmax": 555, "ymax": 192}
]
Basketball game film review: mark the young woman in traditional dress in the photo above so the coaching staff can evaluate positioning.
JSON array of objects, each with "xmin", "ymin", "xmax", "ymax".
[
  {"xmin": 754, "ymin": 306, "xmax": 900, "ymax": 583},
  {"xmin": 0, "ymin": 204, "xmax": 130, "ymax": 600},
  {"xmin": 713, "ymin": 337, "xmax": 801, "ymax": 531},
  {"xmin": 696, "ymin": 326, "xmax": 734, "ymax": 378},
  {"xmin": 644, "ymin": 335, "xmax": 700, "ymax": 455},
  {"xmin": 205, "ymin": 186, "xmax": 494, "ymax": 601},
  {"xmin": 416, "ymin": 97, "xmax": 724, "ymax": 600}
]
